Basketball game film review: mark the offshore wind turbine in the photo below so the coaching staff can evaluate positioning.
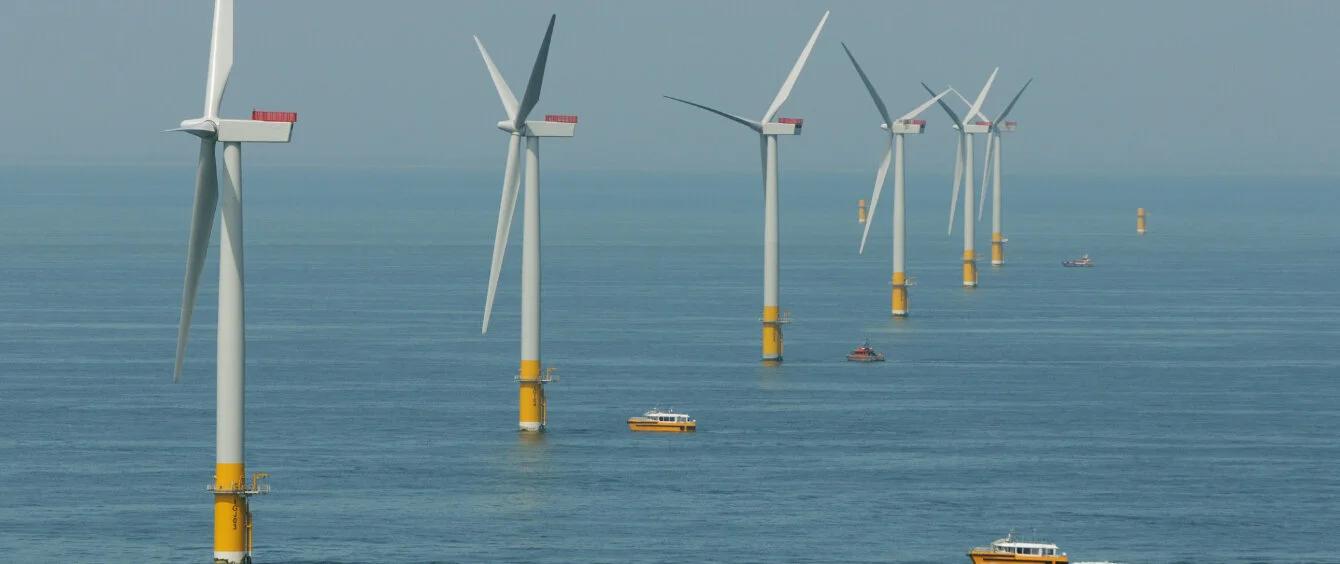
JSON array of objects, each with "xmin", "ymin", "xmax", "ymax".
[
  {"xmin": 665, "ymin": 11, "xmax": 829, "ymax": 363},
  {"xmin": 841, "ymin": 42, "xmax": 948, "ymax": 317},
  {"xmin": 170, "ymin": 1, "xmax": 296, "ymax": 562},
  {"xmin": 955, "ymin": 80, "xmax": 1033, "ymax": 266},
  {"xmin": 923, "ymin": 68, "xmax": 996, "ymax": 287},
  {"xmin": 478, "ymin": 15, "xmax": 576, "ymax": 433}
]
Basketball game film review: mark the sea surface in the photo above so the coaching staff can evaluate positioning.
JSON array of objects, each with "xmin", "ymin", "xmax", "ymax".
[{"xmin": 0, "ymin": 165, "xmax": 1337, "ymax": 563}]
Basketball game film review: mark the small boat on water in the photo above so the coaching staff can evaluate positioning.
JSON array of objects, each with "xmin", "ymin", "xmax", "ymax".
[
  {"xmin": 1062, "ymin": 254, "xmax": 1093, "ymax": 267},
  {"xmin": 846, "ymin": 340, "xmax": 885, "ymax": 362},
  {"xmin": 967, "ymin": 532, "xmax": 1068, "ymax": 564},
  {"xmin": 628, "ymin": 408, "xmax": 696, "ymax": 432}
]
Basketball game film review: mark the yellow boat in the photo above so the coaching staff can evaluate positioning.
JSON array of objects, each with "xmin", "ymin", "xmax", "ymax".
[
  {"xmin": 627, "ymin": 408, "xmax": 696, "ymax": 432},
  {"xmin": 967, "ymin": 532, "xmax": 1068, "ymax": 564}
]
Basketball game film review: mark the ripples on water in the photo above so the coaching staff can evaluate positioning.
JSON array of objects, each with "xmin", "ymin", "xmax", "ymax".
[{"xmin": 0, "ymin": 167, "xmax": 1337, "ymax": 563}]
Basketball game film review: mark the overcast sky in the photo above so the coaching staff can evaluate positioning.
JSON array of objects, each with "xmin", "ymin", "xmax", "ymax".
[{"xmin": 1, "ymin": 1, "xmax": 1337, "ymax": 175}]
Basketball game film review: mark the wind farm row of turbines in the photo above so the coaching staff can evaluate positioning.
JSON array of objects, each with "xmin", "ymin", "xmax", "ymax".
[{"xmin": 167, "ymin": 3, "xmax": 1031, "ymax": 562}]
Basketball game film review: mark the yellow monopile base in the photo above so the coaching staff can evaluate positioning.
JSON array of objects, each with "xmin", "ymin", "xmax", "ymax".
[
  {"xmin": 891, "ymin": 272, "xmax": 908, "ymax": 317},
  {"xmin": 762, "ymin": 305, "xmax": 783, "ymax": 362},
  {"xmin": 858, "ymin": 200, "xmax": 867, "ymax": 224},
  {"xmin": 519, "ymin": 360, "xmax": 546, "ymax": 433},
  {"xmin": 963, "ymin": 250, "xmax": 978, "ymax": 287},
  {"xmin": 214, "ymin": 463, "xmax": 250, "ymax": 564},
  {"xmin": 991, "ymin": 232, "xmax": 1004, "ymax": 266},
  {"xmin": 1137, "ymin": 208, "xmax": 1147, "ymax": 234}
]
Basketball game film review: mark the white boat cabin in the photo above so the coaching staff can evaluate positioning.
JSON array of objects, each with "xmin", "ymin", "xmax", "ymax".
[
  {"xmin": 989, "ymin": 538, "xmax": 1063, "ymax": 557},
  {"xmin": 640, "ymin": 410, "xmax": 692, "ymax": 423}
]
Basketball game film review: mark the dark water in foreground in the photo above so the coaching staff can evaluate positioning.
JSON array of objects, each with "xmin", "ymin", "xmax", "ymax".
[{"xmin": 1, "ymin": 166, "xmax": 1337, "ymax": 563}]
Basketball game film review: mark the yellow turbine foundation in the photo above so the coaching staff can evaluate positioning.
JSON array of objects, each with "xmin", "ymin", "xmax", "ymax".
[
  {"xmin": 963, "ymin": 250, "xmax": 978, "ymax": 287},
  {"xmin": 762, "ymin": 305, "xmax": 783, "ymax": 362},
  {"xmin": 213, "ymin": 463, "xmax": 250, "ymax": 559},
  {"xmin": 1137, "ymin": 208, "xmax": 1147, "ymax": 234},
  {"xmin": 519, "ymin": 359, "xmax": 545, "ymax": 432},
  {"xmin": 858, "ymin": 200, "xmax": 867, "ymax": 224},
  {"xmin": 991, "ymin": 232, "xmax": 1004, "ymax": 266},
  {"xmin": 891, "ymin": 272, "xmax": 908, "ymax": 317}
]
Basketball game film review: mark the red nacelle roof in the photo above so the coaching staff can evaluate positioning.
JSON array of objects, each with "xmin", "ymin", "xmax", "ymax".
[
  {"xmin": 545, "ymin": 114, "xmax": 578, "ymax": 124},
  {"xmin": 974, "ymin": 121, "xmax": 992, "ymax": 126},
  {"xmin": 252, "ymin": 110, "xmax": 297, "ymax": 123},
  {"xmin": 778, "ymin": 117, "xmax": 804, "ymax": 125},
  {"xmin": 1004, "ymin": 121, "xmax": 1017, "ymax": 126},
  {"xmin": 902, "ymin": 119, "xmax": 927, "ymax": 125}
]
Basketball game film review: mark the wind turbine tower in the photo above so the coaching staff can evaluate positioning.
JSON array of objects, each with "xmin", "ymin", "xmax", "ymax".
[
  {"xmin": 170, "ymin": 1, "xmax": 296, "ymax": 562},
  {"xmin": 959, "ymin": 80, "xmax": 1032, "ymax": 266},
  {"xmin": 842, "ymin": 43, "xmax": 948, "ymax": 317},
  {"xmin": 665, "ymin": 11, "xmax": 829, "ymax": 362},
  {"xmin": 478, "ymin": 16, "xmax": 575, "ymax": 433},
  {"xmin": 924, "ymin": 68, "xmax": 996, "ymax": 287}
]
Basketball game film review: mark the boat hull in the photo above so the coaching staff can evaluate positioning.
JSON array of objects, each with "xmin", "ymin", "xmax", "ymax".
[
  {"xmin": 628, "ymin": 420, "xmax": 696, "ymax": 433},
  {"xmin": 968, "ymin": 550, "xmax": 1068, "ymax": 564},
  {"xmin": 846, "ymin": 354, "xmax": 885, "ymax": 362}
]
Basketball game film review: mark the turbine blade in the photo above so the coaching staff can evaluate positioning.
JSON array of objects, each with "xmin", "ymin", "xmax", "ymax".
[
  {"xmin": 483, "ymin": 135, "xmax": 524, "ymax": 333},
  {"xmin": 514, "ymin": 15, "xmax": 556, "ymax": 127},
  {"xmin": 762, "ymin": 11, "xmax": 830, "ymax": 123},
  {"xmin": 859, "ymin": 135, "xmax": 894, "ymax": 254},
  {"xmin": 994, "ymin": 78, "xmax": 1033, "ymax": 124},
  {"xmin": 965, "ymin": 67, "xmax": 999, "ymax": 128},
  {"xmin": 474, "ymin": 36, "xmax": 519, "ymax": 120},
  {"xmin": 950, "ymin": 87, "xmax": 990, "ymax": 123},
  {"xmin": 897, "ymin": 88, "xmax": 952, "ymax": 122},
  {"xmin": 978, "ymin": 133, "xmax": 993, "ymax": 221},
  {"xmin": 174, "ymin": 139, "xmax": 220, "ymax": 381},
  {"xmin": 759, "ymin": 135, "xmax": 768, "ymax": 196},
  {"xmin": 664, "ymin": 96, "xmax": 762, "ymax": 132},
  {"xmin": 840, "ymin": 42, "xmax": 892, "ymax": 126},
  {"xmin": 922, "ymin": 82, "xmax": 963, "ymax": 127},
  {"xmin": 948, "ymin": 135, "xmax": 963, "ymax": 235},
  {"xmin": 204, "ymin": 0, "xmax": 234, "ymax": 118}
]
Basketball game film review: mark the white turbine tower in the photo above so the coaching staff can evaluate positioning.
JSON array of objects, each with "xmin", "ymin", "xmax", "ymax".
[
  {"xmin": 170, "ymin": 1, "xmax": 295, "ymax": 562},
  {"xmin": 841, "ymin": 42, "xmax": 948, "ymax": 317},
  {"xmin": 665, "ymin": 11, "xmax": 829, "ymax": 363},
  {"xmin": 923, "ymin": 68, "xmax": 996, "ymax": 287},
  {"xmin": 959, "ymin": 80, "xmax": 1033, "ymax": 266},
  {"xmin": 478, "ymin": 15, "xmax": 576, "ymax": 433}
]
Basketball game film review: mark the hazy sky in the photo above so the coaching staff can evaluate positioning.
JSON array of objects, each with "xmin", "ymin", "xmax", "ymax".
[{"xmin": 1, "ymin": 1, "xmax": 1337, "ymax": 175}]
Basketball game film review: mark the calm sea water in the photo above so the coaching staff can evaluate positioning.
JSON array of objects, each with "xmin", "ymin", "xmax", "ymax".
[{"xmin": 0, "ymin": 164, "xmax": 1337, "ymax": 563}]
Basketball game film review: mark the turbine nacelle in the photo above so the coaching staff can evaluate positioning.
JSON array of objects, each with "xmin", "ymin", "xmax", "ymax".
[
  {"xmin": 881, "ymin": 119, "xmax": 927, "ymax": 134},
  {"xmin": 762, "ymin": 118, "xmax": 803, "ymax": 136},
  {"xmin": 494, "ymin": 115, "xmax": 578, "ymax": 138},
  {"xmin": 963, "ymin": 122, "xmax": 991, "ymax": 134},
  {"xmin": 173, "ymin": 112, "xmax": 296, "ymax": 143}
]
